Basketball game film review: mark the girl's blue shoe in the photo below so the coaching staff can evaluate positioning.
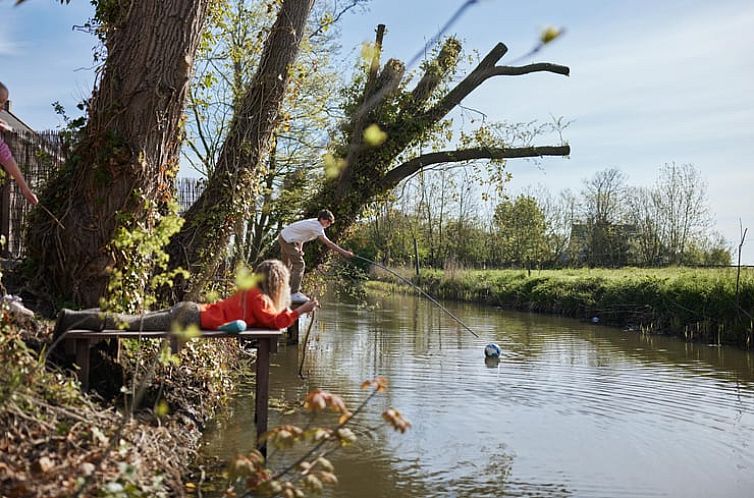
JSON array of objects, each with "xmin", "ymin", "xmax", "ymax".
[{"xmin": 219, "ymin": 320, "xmax": 247, "ymax": 334}]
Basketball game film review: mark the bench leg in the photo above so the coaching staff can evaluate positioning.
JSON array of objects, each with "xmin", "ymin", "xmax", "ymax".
[
  {"xmin": 287, "ymin": 320, "xmax": 299, "ymax": 345},
  {"xmin": 255, "ymin": 337, "xmax": 271, "ymax": 457},
  {"xmin": 169, "ymin": 336, "xmax": 181, "ymax": 354},
  {"xmin": 74, "ymin": 339, "xmax": 91, "ymax": 392}
]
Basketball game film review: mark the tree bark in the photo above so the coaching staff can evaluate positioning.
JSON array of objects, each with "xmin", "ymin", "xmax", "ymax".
[
  {"xmin": 166, "ymin": 0, "xmax": 315, "ymax": 299},
  {"xmin": 25, "ymin": 0, "xmax": 210, "ymax": 307}
]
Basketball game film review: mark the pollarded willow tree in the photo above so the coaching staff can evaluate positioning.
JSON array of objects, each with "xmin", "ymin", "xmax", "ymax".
[
  {"xmin": 180, "ymin": 0, "xmax": 353, "ymax": 273},
  {"xmin": 25, "ymin": 0, "xmax": 212, "ymax": 308},
  {"xmin": 299, "ymin": 32, "xmax": 571, "ymax": 267},
  {"xmin": 165, "ymin": 0, "xmax": 316, "ymax": 299}
]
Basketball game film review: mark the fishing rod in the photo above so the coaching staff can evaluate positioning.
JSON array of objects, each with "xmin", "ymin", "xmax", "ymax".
[
  {"xmin": 353, "ymin": 254, "xmax": 480, "ymax": 338},
  {"xmin": 298, "ymin": 309, "xmax": 317, "ymax": 379}
]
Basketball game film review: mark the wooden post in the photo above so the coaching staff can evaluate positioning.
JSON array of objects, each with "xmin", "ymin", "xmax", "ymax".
[
  {"xmin": 74, "ymin": 339, "xmax": 91, "ymax": 392},
  {"xmin": 255, "ymin": 337, "xmax": 272, "ymax": 457},
  {"xmin": 287, "ymin": 320, "xmax": 299, "ymax": 345},
  {"xmin": 0, "ymin": 181, "xmax": 11, "ymax": 258},
  {"xmin": 169, "ymin": 335, "xmax": 181, "ymax": 354}
]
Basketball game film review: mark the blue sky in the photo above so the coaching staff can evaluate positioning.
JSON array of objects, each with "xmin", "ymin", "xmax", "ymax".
[{"xmin": 1, "ymin": 0, "xmax": 753, "ymax": 262}]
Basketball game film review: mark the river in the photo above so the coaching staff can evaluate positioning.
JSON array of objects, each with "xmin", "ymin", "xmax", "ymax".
[{"xmin": 201, "ymin": 290, "xmax": 754, "ymax": 497}]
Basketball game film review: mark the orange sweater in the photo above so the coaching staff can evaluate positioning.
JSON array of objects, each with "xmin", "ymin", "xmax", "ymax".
[{"xmin": 199, "ymin": 288, "xmax": 299, "ymax": 330}]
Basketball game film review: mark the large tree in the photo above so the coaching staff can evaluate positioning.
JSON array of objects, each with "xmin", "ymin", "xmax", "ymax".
[
  {"xmin": 298, "ymin": 34, "xmax": 570, "ymax": 268},
  {"xmin": 165, "ymin": 0, "xmax": 315, "ymax": 299},
  {"xmin": 182, "ymin": 0, "xmax": 348, "ymax": 271},
  {"xmin": 25, "ymin": 0, "xmax": 211, "ymax": 308}
]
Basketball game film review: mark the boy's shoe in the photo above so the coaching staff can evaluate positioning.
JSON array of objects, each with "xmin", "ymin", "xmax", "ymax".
[{"xmin": 290, "ymin": 291, "xmax": 310, "ymax": 303}]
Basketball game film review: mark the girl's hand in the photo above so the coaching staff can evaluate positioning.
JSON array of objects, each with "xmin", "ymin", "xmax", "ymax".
[
  {"xmin": 297, "ymin": 298, "xmax": 319, "ymax": 314},
  {"xmin": 22, "ymin": 189, "xmax": 38, "ymax": 205}
]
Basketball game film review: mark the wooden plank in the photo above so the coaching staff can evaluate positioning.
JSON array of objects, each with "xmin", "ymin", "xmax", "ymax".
[
  {"xmin": 255, "ymin": 337, "xmax": 272, "ymax": 457},
  {"xmin": 62, "ymin": 329, "xmax": 283, "ymax": 340}
]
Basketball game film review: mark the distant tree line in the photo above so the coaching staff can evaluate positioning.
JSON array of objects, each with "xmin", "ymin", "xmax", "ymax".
[{"xmin": 345, "ymin": 163, "xmax": 731, "ymax": 269}]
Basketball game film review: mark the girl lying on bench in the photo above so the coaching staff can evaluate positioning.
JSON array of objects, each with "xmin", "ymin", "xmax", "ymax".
[{"xmin": 52, "ymin": 260, "xmax": 318, "ymax": 338}]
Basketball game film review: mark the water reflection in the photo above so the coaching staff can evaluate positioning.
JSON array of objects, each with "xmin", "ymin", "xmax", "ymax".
[{"xmin": 201, "ymin": 290, "xmax": 754, "ymax": 497}]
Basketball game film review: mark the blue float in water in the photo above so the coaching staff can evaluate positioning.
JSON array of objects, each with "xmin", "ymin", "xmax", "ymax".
[
  {"xmin": 591, "ymin": 316, "xmax": 600, "ymax": 324},
  {"xmin": 484, "ymin": 343, "xmax": 502, "ymax": 358}
]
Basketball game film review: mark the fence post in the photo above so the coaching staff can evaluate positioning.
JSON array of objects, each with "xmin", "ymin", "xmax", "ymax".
[{"xmin": 0, "ymin": 180, "xmax": 10, "ymax": 258}]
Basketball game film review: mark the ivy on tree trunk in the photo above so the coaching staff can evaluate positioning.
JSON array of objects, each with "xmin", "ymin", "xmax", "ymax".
[{"xmin": 25, "ymin": 0, "xmax": 211, "ymax": 308}]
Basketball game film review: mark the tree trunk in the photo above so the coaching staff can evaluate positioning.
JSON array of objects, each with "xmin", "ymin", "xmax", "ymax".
[
  {"xmin": 166, "ymin": 0, "xmax": 315, "ymax": 300},
  {"xmin": 25, "ymin": 0, "xmax": 210, "ymax": 308}
]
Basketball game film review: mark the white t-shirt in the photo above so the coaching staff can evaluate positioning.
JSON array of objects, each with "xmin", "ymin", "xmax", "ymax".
[{"xmin": 280, "ymin": 219, "xmax": 325, "ymax": 244}]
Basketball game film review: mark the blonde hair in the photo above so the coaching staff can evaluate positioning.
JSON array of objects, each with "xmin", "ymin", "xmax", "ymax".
[{"xmin": 255, "ymin": 259, "xmax": 291, "ymax": 311}]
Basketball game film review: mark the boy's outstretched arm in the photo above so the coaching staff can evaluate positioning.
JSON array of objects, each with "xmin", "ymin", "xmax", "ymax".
[{"xmin": 318, "ymin": 234, "xmax": 354, "ymax": 258}]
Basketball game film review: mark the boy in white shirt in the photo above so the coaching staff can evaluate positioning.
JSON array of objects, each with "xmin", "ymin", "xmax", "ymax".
[{"xmin": 278, "ymin": 209, "xmax": 353, "ymax": 301}]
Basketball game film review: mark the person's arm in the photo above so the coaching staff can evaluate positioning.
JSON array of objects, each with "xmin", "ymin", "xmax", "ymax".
[
  {"xmin": 0, "ymin": 139, "xmax": 38, "ymax": 205},
  {"xmin": 318, "ymin": 234, "xmax": 354, "ymax": 258},
  {"xmin": 250, "ymin": 293, "xmax": 319, "ymax": 329},
  {"xmin": 294, "ymin": 298, "xmax": 319, "ymax": 315}
]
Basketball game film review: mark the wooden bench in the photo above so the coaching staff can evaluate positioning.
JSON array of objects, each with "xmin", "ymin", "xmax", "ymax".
[{"xmin": 61, "ymin": 328, "xmax": 283, "ymax": 454}]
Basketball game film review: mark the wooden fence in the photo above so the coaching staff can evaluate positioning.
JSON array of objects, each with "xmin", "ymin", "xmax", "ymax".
[
  {"xmin": 0, "ymin": 129, "xmax": 64, "ymax": 258},
  {"xmin": 0, "ymin": 128, "xmax": 205, "ymax": 259}
]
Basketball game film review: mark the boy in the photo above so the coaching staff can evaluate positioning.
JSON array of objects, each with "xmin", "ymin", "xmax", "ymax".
[
  {"xmin": 0, "ymin": 82, "xmax": 38, "ymax": 205},
  {"xmin": 278, "ymin": 209, "xmax": 353, "ymax": 301}
]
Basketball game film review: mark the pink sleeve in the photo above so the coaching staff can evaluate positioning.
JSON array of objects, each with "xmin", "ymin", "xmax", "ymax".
[{"xmin": 0, "ymin": 136, "xmax": 12, "ymax": 165}]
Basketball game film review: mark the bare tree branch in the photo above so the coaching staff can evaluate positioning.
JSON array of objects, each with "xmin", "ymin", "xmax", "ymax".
[
  {"xmin": 420, "ymin": 43, "xmax": 569, "ymax": 124},
  {"xmin": 383, "ymin": 145, "xmax": 571, "ymax": 188},
  {"xmin": 482, "ymin": 62, "xmax": 570, "ymax": 78}
]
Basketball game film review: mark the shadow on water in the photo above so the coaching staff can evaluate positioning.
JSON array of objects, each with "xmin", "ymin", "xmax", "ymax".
[{"xmin": 201, "ymin": 290, "xmax": 754, "ymax": 498}]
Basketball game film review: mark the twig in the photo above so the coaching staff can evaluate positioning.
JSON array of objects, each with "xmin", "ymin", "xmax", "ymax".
[{"xmin": 38, "ymin": 204, "xmax": 65, "ymax": 229}]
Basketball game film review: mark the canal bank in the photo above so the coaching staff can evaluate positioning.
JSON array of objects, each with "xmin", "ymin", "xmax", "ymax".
[{"xmin": 369, "ymin": 267, "xmax": 754, "ymax": 348}]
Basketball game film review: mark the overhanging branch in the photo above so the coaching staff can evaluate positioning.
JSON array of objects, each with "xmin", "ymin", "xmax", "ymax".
[
  {"xmin": 482, "ymin": 62, "xmax": 570, "ymax": 77},
  {"xmin": 383, "ymin": 145, "xmax": 571, "ymax": 187},
  {"xmin": 421, "ymin": 43, "xmax": 570, "ymax": 123}
]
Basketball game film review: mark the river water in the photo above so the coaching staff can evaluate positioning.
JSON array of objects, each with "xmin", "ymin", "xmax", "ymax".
[{"xmin": 201, "ymin": 290, "xmax": 754, "ymax": 497}]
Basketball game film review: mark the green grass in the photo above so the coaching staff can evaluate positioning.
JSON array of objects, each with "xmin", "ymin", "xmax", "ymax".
[{"xmin": 373, "ymin": 267, "xmax": 754, "ymax": 348}]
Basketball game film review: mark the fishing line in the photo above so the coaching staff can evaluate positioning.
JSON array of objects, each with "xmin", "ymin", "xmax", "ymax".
[
  {"xmin": 353, "ymin": 254, "xmax": 480, "ymax": 338},
  {"xmin": 406, "ymin": 0, "xmax": 482, "ymax": 69}
]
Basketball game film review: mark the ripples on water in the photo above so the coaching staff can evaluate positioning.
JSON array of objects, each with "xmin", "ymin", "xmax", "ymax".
[{"xmin": 202, "ymin": 292, "xmax": 754, "ymax": 498}]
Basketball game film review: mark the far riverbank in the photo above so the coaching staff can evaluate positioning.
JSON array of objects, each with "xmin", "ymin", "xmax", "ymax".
[{"xmin": 369, "ymin": 267, "xmax": 754, "ymax": 348}]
